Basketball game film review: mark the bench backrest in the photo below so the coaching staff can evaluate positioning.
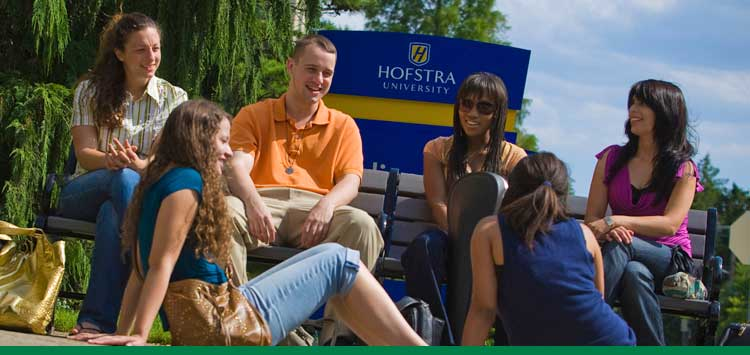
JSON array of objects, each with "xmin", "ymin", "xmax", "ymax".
[
  {"xmin": 384, "ymin": 172, "xmax": 438, "ymax": 260},
  {"xmin": 384, "ymin": 175, "xmax": 717, "ymax": 280},
  {"xmin": 60, "ymin": 141, "xmax": 390, "ymax": 218}
]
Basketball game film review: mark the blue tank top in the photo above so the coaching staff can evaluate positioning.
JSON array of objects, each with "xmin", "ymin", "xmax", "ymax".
[
  {"xmin": 137, "ymin": 167, "xmax": 227, "ymax": 284},
  {"xmin": 496, "ymin": 215, "xmax": 635, "ymax": 345}
]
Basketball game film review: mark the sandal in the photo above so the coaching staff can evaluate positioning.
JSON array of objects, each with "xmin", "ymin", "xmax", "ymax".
[{"xmin": 68, "ymin": 321, "xmax": 103, "ymax": 336}]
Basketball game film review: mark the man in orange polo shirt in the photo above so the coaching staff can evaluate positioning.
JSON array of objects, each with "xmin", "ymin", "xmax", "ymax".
[{"xmin": 226, "ymin": 34, "xmax": 384, "ymax": 344}]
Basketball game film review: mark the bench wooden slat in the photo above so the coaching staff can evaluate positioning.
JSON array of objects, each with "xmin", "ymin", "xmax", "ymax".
[
  {"xmin": 565, "ymin": 195, "xmax": 612, "ymax": 218},
  {"xmin": 247, "ymin": 246, "xmax": 302, "ymax": 263},
  {"xmin": 393, "ymin": 197, "xmax": 433, "ymax": 222},
  {"xmin": 46, "ymin": 216, "xmax": 95, "ymax": 239},
  {"xmin": 391, "ymin": 220, "xmax": 438, "ymax": 244},
  {"xmin": 689, "ymin": 233, "xmax": 706, "ymax": 259},
  {"xmin": 387, "ymin": 245, "xmax": 407, "ymax": 260},
  {"xmin": 378, "ymin": 257, "xmax": 404, "ymax": 277},
  {"xmin": 687, "ymin": 210, "xmax": 707, "ymax": 234},
  {"xmin": 361, "ymin": 169, "xmax": 389, "ymax": 194},
  {"xmin": 396, "ymin": 172, "xmax": 425, "ymax": 197},
  {"xmin": 349, "ymin": 192, "xmax": 385, "ymax": 216},
  {"xmin": 657, "ymin": 296, "xmax": 711, "ymax": 317}
]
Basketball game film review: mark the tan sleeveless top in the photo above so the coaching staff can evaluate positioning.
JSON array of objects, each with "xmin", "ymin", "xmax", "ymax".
[{"xmin": 423, "ymin": 136, "xmax": 527, "ymax": 179}]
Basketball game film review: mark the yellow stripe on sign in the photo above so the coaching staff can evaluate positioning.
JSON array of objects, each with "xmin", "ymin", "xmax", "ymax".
[{"xmin": 325, "ymin": 94, "xmax": 517, "ymax": 131}]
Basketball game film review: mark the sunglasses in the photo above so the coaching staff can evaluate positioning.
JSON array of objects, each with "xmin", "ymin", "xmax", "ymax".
[{"xmin": 459, "ymin": 99, "xmax": 497, "ymax": 115}]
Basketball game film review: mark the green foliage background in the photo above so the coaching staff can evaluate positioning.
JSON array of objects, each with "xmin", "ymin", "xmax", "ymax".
[
  {"xmin": 692, "ymin": 155, "xmax": 750, "ymax": 330},
  {"xmin": 0, "ymin": 0, "xmax": 331, "ymax": 228},
  {"xmin": 0, "ymin": 0, "xmax": 324, "ymax": 298}
]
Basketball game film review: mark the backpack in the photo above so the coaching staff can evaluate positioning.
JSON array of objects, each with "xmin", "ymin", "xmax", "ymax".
[
  {"xmin": 719, "ymin": 323, "xmax": 750, "ymax": 346},
  {"xmin": 396, "ymin": 296, "xmax": 445, "ymax": 345}
]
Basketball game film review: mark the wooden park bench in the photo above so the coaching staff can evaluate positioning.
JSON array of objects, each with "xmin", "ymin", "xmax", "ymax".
[
  {"xmin": 33, "ymin": 149, "xmax": 400, "ymax": 331},
  {"xmin": 35, "ymin": 149, "xmax": 725, "ymax": 345},
  {"xmin": 372, "ymin": 172, "xmax": 725, "ymax": 346}
]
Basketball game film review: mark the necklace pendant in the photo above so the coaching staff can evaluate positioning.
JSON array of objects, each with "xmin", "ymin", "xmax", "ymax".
[{"xmin": 285, "ymin": 167, "xmax": 294, "ymax": 174}]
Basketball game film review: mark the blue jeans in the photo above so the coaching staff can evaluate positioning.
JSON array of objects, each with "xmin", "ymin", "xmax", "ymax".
[
  {"xmin": 239, "ymin": 243, "xmax": 360, "ymax": 345},
  {"xmin": 58, "ymin": 168, "xmax": 140, "ymax": 333},
  {"xmin": 401, "ymin": 230, "xmax": 450, "ymax": 325},
  {"xmin": 602, "ymin": 237, "xmax": 673, "ymax": 346}
]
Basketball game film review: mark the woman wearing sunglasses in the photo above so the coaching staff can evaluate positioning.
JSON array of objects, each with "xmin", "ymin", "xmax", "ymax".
[{"xmin": 401, "ymin": 72, "xmax": 526, "ymax": 344}]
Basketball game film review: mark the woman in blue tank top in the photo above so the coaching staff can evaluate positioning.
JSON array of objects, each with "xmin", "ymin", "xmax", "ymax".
[
  {"xmin": 71, "ymin": 100, "xmax": 426, "ymax": 346},
  {"xmin": 462, "ymin": 152, "xmax": 635, "ymax": 345}
]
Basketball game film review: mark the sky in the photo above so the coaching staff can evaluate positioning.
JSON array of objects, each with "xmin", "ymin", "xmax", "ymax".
[{"xmin": 324, "ymin": 0, "xmax": 750, "ymax": 196}]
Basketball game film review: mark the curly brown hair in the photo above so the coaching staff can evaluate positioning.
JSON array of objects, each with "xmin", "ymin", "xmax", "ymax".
[
  {"xmin": 78, "ymin": 12, "xmax": 160, "ymax": 128},
  {"xmin": 122, "ymin": 99, "xmax": 232, "ymax": 266}
]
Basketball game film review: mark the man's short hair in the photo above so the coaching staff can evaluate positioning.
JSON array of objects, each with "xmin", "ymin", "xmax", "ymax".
[{"xmin": 292, "ymin": 34, "xmax": 337, "ymax": 60}]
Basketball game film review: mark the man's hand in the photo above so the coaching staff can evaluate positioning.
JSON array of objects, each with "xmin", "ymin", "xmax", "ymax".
[
  {"xmin": 245, "ymin": 202, "xmax": 276, "ymax": 244},
  {"xmin": 299, "ymin": 198, "xmax": 335, "ymax": 248}
]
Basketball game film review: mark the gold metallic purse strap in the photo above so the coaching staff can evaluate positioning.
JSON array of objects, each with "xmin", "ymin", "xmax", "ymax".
[
  {"xmin": 0, "ymin": 220, "xmax": 42, "ymax": 237},
  {"xmin": 224, "ymin": 261, "xmax": 239, "ymax": 288}
]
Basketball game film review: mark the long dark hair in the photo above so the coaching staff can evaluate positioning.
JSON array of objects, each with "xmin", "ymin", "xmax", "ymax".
[
  {"xmin": 607, "ymin": 79, "xmax": 696, "ymax": 204},
  {"xmin": 447, "ymin": 72, "xmax": 509, "ymax": 184},
  {"xmin": 500, "ymin": 152, "xmax": 569, "ymax": 249},
  {"xmin": 79, "ymin": 12, "xmax": 160, "ymax": 128},
  {"xmin": 122, "ymin": 100, "xmax": 232, "ymax": 265}
]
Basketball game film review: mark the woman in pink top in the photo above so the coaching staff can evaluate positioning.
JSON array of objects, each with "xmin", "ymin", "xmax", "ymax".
[{"xmin": 585, "ymin": 79, "xmax": 702, "ymax": 345}]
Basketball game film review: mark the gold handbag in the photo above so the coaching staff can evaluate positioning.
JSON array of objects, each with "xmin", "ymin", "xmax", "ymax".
[
  {"xmin": 132, "ymin": 240, "xmax": 271, "ymax": 346},
  {"xmin": 162, "ymin": 278, "xmax": 271, "ymax": 346},
  {"xmin": 0, "ymin": 221, "xmax": 65, "ymax": 334}
]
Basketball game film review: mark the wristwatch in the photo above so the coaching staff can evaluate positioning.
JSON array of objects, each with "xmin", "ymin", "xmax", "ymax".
[{"xmin": 604, "ymin": 216, "xmax": 615, "ymax": 231}]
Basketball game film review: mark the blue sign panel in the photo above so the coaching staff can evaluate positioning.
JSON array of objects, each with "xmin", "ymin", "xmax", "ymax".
[
  {"xmin": 357, "ymin": 119, "xmax": 518, "ymax": 174},
  {"xmin": 321, "ymin": 30, "xmax": 531, "ymax": 110}
]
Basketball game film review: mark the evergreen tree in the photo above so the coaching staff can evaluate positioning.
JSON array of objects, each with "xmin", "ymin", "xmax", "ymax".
[{"xmin": 691, "ymin": 154, "xmax": 750, "ymax": 328}]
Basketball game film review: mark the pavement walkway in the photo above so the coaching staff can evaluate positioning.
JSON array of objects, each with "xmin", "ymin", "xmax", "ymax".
[{"xmin": 0, "ymin": 329, "xmax": 94, "ymax": 346}]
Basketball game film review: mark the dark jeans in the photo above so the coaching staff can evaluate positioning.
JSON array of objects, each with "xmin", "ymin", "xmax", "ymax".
[
  {"xmin": 402, "ymin": 229, "xmax": 508, "ymax": 345},
  {"xmin": 58, "ymin": 168, "xmax": 139, "ymax": 333},
  {"xmin": 602, "ymin": 237, "xmax": 673, "ymax": 346}
]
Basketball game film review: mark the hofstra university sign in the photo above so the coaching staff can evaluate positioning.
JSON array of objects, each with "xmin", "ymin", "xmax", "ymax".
[
  {"xmin": 323, "ymin": 31, "xmax": 529, "ymax": 107},
  {"xmin": 320, "ymin": 31, "xmax": 530, "ymax": 174},
  {"xmin": 377, "ymin": 41, "xmax": 456, "ymax": 95}
]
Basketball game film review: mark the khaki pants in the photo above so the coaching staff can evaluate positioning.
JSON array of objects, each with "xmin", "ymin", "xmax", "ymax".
[{"xmin": 226, "ymin": 187, "xmax": 384, "ymax": 343}]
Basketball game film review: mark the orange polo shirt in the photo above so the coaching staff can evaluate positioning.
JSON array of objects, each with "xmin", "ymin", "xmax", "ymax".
[{"xmin": 230, "ymin": 94, "xmax": 364, "ymax": 195}]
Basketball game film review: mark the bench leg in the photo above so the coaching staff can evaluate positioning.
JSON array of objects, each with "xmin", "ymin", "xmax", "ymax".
[
  {"xmin": 695, "ymin": 319, "xmax": 707, "ymax": 346},
  {"xmin": 46, "ymin": 297, "xmax": 58, "ymax": 335},
  {"xmin": 705, "ymin": 319, "xmax": 719, "ymax": 346}
]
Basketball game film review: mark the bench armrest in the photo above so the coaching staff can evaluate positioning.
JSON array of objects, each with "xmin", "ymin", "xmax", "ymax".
[
  {"xmin": 40, "ymin": 172, "xmax": 67, "ymax": 215},
  {"xmin": 379, "ymin": 168, "xmax": 399, "ymax": 258},
  {"xmin": 707, "ymin": 255, "xmax": 726, "ymax": 302},
  {"xmin": 40, "ymin": 146, "xmax": 77, "ymax": 217}
]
